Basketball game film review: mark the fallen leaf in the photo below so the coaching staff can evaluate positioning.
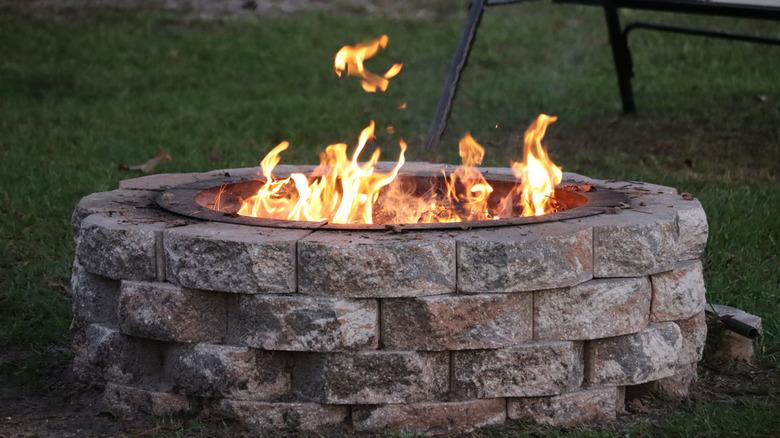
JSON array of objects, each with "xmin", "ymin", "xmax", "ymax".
[
  {"xmin": 386, "ymin": 126, "xmax": 395, "ymax": 134},
  {"xmin": 120, "ymin": 150, "xmax": 172, "ymax": 174},
  {"xmin": 47, "ymin": 281, "xmax": 71, "ymax": 297}
]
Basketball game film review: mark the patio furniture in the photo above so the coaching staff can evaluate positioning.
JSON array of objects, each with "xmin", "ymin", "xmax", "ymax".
[{"xmin": 425, "ymin": 0, "xmax": 780, "ymax": 150}]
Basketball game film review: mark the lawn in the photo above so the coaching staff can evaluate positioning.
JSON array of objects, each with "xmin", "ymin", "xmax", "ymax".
[{"xmin": 0, "ymin": 2, "xmax": 778, "ymax": 436}]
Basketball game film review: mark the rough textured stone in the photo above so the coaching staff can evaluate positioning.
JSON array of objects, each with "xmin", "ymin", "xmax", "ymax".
[
  {"xmin": 226, "ymin": 295, "xmax": 377, "ymax": 351},
  {"xmin": 118, "ymin": 281, "xmax": 225, "ymax": 343},
  {"xmin": 647, "ymin": 363, "xmax": 698, "ymax": 398},
  {"xmin": 676, "ymin": 311, "xmax": 707, "ymax": 366},
  {"xmin": 452, "ymin": 342, "xmax": 583, "ymax": 398},
  {"xmin": 507, "ymin": 387, "xmax": 618, "ymax": 426},
  {"xmin": 214, "ymin": 400, "xmax": 347, "ymax": 432},
  {"xmin": 353, "ymin": 399, "xmax": 506, "ymax": 435},
  {"xmin": 70, "ymin": 261, "xmax": 120, "ymax": 325},
  {"xmin": 71, "ymin": 189, "xmax": 158, "ymax": 232},
  {"xmin": 586, "ymin": 322, "xmax": 682, "ymax": 386},
  {"xmin": 651, "ymin": 261, "xmax": 706, "ymax": 321},
  {"xmin": 381, "ymin": 293, "xmax": 532, "ymax": 350},
  {"xmin": 583, "ymin": 211, "xmax": 677, "ymax": 277},
  {"xmin": 119, "ymin": 172, "xmax": 214, "ymax": 191},
  {"xmin": 73, "ymin": 324, "xmax": 164, "ymax": 385},
  {"xmin": 118, "ymin": 166, "xmax": 316, "ymax": 191},
  {"xmin": 75, "ymin": 213, "xmax": 168, "ymax": 281},
  {"xmin": 562, "ymin": 173, "xmax": 678, "ymax": 195},
  {"xmin": 169, "ymin": 343, "xmax": 289, "ymax": 400},
  {"xmin": 293, "ymin": 351, "xmax": 448, "ymax": 404},
  {"xmin": 164, "ymin": 222, "xmax": 308, "ymax": 294},
  {"xmin": 298, "ymin": 231, "xmax": 456, "ymax": 297},
  {"xmin": 535, "ymin": 277, "xmax": 651, "ymax": 341},
  {"xmin": 457, "ymin": 222, "xmax": 593, "ymax": 293},
  {"xmin": 104, "ymin": 383, "xmax": 193, "ymax": 418},
  {"xmin": 675, "ymin": 199, "xmax": 709, "ymax": 260}
]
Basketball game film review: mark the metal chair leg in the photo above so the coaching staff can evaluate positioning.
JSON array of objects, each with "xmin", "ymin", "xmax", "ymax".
[
  {"xmin": 424, "ymin": 0, "xmax": 488, "ymax": 151},
  {"xmin": 603, "ymin": 0, "xmax": 636, "ymax": 113}
]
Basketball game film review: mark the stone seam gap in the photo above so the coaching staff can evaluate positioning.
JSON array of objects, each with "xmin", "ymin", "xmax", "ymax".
[
  {"xmin": 648, "ymin": 274, "xmax": 657, "ymax": 322},
  {"xmin": 376, "ymin": 299, "xmax": 384, "ymax": 350},
  {"xmin": 454, "ymin": 239, "xmax": 460, "ymax": 293},
  {"xmin": 154, "ymin": 230, "xmax": 166, "ymax": 282},
  {"xmin": 448, "ymin": 350, "xmax": 455, "ymax": 396},
  {"xmin": 294, "ymin": 229, "xmax": 316, "ymax": 294},
  {"xmin": 531, "ymin": 290, "xmax": 536, "ymax": 341},
  {"xmin": 582, "ymin": 341, "xmax": 593, "ymax": 388}
]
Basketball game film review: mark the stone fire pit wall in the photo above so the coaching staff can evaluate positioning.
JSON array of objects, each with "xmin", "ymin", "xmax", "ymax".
[{"xmin": 69, "ymin": 163, "xmax": 708, "ymax": 435}]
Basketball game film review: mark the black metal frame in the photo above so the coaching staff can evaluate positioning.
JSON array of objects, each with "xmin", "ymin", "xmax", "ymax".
[{"xmin": 424, "ymin": 0, "xmax": 780, "ymax": 150}]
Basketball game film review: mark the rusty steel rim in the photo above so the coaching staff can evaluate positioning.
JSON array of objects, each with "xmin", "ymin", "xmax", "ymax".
[{"xmin": 156, "ymin": 171, "xmax": 628, "ymax": 231}]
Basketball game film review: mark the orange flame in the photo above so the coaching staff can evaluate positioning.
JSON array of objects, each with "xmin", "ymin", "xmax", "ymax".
[
  {"xmin": 238, "ymin": 122, "xmax": 406, "ymax": 224},
  {"xmin": 237, "ymin": 115, "xmax": 562, "ymax": 225},
  {"xmin": 334, "ymin": 35, "xmax": 403, "ymax": 93},
  {"xmin": 235, "ymin": 38, "xmax": 563, "ymax": 225},
  {"xmin": 511, "ymin": 114, "xmax": 563, "ymax": 217}
]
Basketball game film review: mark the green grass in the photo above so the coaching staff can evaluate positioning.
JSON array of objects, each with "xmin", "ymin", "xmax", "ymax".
[{"xmin": 0, "ymin": 2, "xmax": 778, "ymax": 435}]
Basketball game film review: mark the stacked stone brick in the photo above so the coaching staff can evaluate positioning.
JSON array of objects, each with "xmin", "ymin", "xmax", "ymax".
[{"xmin": 70, "ymin": 164, "xmax": 708, "ymax": 434}]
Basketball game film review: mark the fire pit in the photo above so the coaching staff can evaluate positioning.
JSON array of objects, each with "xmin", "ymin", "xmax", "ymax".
[{"xmin": 70, "ymin": 162, "xmax": 708, "ymax": 434}]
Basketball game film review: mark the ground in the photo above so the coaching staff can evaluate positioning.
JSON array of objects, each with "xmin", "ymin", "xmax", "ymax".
[{"xmin": 0, "ymin": 1, "xmax": 778, "ymax": 436}]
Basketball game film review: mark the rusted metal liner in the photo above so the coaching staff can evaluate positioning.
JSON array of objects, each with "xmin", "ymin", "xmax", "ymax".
[{"xmin": 156, "ymin": 170, "xmax": 628, "ymax": 231}]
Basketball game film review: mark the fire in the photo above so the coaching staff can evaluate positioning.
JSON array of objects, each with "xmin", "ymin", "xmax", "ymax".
[
  {"xmin": 237, "ymin": 115, "xmax": 563, "ymax": 225},
  {"xmin": 512, "ymin": 114, "xmax": 563, "ymax": 216},
  {"xmin": 235, "ymin": 37, "xmax": 564, "ymax": 225},
  {"xmin": 238, "ymin": 122, "xmax": 406, "ymax": 224},
  {"xmin": 334, "ymin": 35, "xmax": 403, "ymax": 93}
]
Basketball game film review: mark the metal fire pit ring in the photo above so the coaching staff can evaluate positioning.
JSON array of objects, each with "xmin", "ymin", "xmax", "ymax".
[{"xmin": 155, "ymin": 168, "xmax": 629, "ymax": 232}]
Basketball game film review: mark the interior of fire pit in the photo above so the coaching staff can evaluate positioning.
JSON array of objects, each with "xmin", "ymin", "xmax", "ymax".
[{"xmin": 158, "ymin": 172, "xmax": 628, "ymax": 231}]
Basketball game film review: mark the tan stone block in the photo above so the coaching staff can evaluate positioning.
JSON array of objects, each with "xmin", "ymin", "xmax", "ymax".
[
  {"xmin": 457, "ymin": 222, "xmax": 593, "ymax": 293},
  {"xmin": 452, "ymin": 342, "xmax": 583, "ymax": 398},
  {"xmin": 381, "ymin": 293, "xmax": 531, "ymax": 350},
  {"xmin": 104, "ymin": 383, "xmax": 193, "ymax": 418},
  {"xmin": 651, "ymin": 261, "xmax": 706, "ymax": 321},
  {"xmin": 170, "ymin": 343, "xmax": 290, "ymax": 400},
  {"xmin": 293, "ymin": 351, "xmax": 448, "ymax": 404},
  {"xmin": 586, "ymin": 211, "xmax": 677, "ymax": 277},
  {"xmin": 535, "ymin": 277, "xmax": 651, "ymax": 341},
  {"xmin": 676, "ymin": 311, "xmax": 707, "ymax": 365},
  {"xmin": 586, "ymin": 323, "xmax": 682, "ymax": 386},
  {"xmin": 226, "ymin": 295, "xmax": 378, "ymax": 351},
  {"xmin": 164, "ymin": 222, "xmax": 309, "ymax": 294},
  {"xmin": 508, "ymin": 387, "xmax": 618, "ymax": 426},
  {"xmin": 298, "ymin": 231, "xmax": 456, "ymax": 297},
  {"xmin": 118, "ymin": 281, "xmax": 225, "ymax": 343},
  {"xmin": 353, "ymin": 399, "xmax": 506, "ymax": 434},
  {"xmin": 214, "ymin": 400, "xmax": 347, "ymax": 432}
]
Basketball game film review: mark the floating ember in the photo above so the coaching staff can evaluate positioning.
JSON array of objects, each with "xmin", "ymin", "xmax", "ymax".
[{"xmin": 334, "ymin": 34, "xmax": 403, "ymax": 93}]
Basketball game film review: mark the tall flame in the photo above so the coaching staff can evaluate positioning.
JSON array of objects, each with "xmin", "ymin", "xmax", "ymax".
[
  {"xmin": 334, "ymin": 35, "xmax": 403, "ymax": 93},
  {"xmin": 237, "ymin": 115, "xmax": 562, "ymax": 225},
  {"xmin": 511, "ymin": 114, "xmax": 563, "ymax": 217},
  {"xmin": 235, "ymin": 38, "xmax": 564, "ymax": 225},
  {"xmin": 238, "ymin": 122, "xmax": 406, "ymax": 224}
]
